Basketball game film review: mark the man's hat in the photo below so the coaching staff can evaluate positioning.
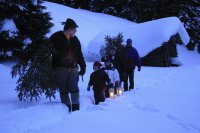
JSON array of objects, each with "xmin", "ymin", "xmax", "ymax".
[
  {"xmin": 64, "ymin": 18, "xmax": 79, "ymax": 30},
  {"xmin": 126, "ymin": 38, "xmax": 132, "ymax": 44}
]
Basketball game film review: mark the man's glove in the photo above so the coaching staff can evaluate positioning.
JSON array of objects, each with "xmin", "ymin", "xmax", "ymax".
[
  {"xmin": 87, "ymin": 86, "xmax": 91, "ymax": 91},
  {"xmin": 138, "ymin": 66, "xmax": 141, "ymax": 72},
  {"xmin": 79, "ymin": 67, "xmax": 86, "ymax": 76}
]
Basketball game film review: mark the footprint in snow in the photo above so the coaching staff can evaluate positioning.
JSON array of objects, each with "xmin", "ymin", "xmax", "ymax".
[
  {"xmin": 166, "ymin": 113, "xmax": 200, "ymax": 132},
  {"xmin": 126, "ymin": 102, "xmax": 160, "ymax": 113},
  {"xmin": 86, "ymin": 105, "xmax": 106, "ymax": 111},
  {"xmin": 98, "ymin": 102, "xmax": 109, "ymax": 106},
  {"xmin": 166, "ymin": 113, "xmax": 179, "ymax": 121},
  {"xmin": 134, "ymin": 104, "xmax": 159, "ymax": 113}
]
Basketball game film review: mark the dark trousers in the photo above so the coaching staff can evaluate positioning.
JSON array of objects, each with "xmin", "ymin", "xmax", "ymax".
[
  {"xmin": 117, "ymin": 70, "xmax": 125, "ymax": 88},
  {"xmin": 105, "ymin": 86, "xmax": 109, "ymax": 98},
  {"xmin": 93, "ymin": 87, "xmax": 106, "ymax": 105},
  {"xmin": 54, "ymin": 67, "xmax": 79, "ymax": 106},
  {"xmin": 124, "ymin": 69, "xmax": 134, "ymax": 91}
]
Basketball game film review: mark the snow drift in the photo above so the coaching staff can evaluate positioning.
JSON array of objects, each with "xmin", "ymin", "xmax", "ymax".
[
  {"xmin": 42, "ymin": 2, "xmax": 135, "ymax": 61},
  {"xmin": 43, "ymin": 2, "xmax": 190, "ymax": 62},
  {"xmin": 88, "ymin": 17, "xmax": 190, "ymax": 61}
]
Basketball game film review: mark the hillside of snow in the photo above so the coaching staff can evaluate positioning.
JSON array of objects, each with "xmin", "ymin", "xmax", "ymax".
[
  {"xmin": 43, "ymin": 2, "xmax": 190, "ymax": 61},
  {"xmin": 0, "ymin": 2, "xmax": 200, "ymax": 133},
  {"xmin": 43, "ymin": 2, "xmax": 135, "ymax": 61}
]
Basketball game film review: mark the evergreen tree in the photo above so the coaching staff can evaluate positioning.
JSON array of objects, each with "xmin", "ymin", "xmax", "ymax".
[
  {"xmin": 0, "ymin": 0, "xmax": 56, "ymax": 101},
  {"xmin": 46, "ymin": 0, "xmax": 71, "ymax": 6},
  {"xmin": 100, "ymin": 33, "xmax": 124, "ymax": 57},
  {"xmin": 90, "ymin": 0, "xmax": 129, "ymax": 17},
  {"xmin": 46, "ymin": 0, "xmax": 91, "ymax": 10},
  {"xmin": 11, "ymin": 40, "xmax": 57, "ymax": 101},
  {"xmin": 90, "ymin": 0, "xmax": 110, "ymax": 14},
  {"xmin": 0, "ymin": 1, "xmax": 20, "ymax": 60},
  {"xmin": 155, "ymin": 0, "xmax": 200, "ymax": 52},
  {"xmin": 0, "ymin": 0, "xmax": 53, "ymax": 61},
  {"xmin": 91, "ymin": 0, "xmax": 200, "ymax": 53},
  {"xmin": 71, "ymin": 0, "xmax": 91, "ymax": 9},
  {"xmin": 178, "ymin": 0, "xmax": 200, "ymax": 51},
  {"xmin": 119, "ymin": 0, "xmax": 138, "ymax": 22}
]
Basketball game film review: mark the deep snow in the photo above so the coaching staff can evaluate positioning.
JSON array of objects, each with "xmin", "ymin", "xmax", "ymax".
[
  {"xmin": 43, "ymin": 2, "xmax": 190, "ymax": 61},
  {"xmin": 43, "ymin": 2, "xmax": 135, "ymax": 61},
  {"xmin": 0, "ymin": 1, "xmax": 200, "ymax": 133},
  {"xmin": 89, "ymin": 17, "xmax": 190, "ymax": 60},
  {"xmin": 1, "ymin": 45, "xmax": 200, "ymax": 133}
]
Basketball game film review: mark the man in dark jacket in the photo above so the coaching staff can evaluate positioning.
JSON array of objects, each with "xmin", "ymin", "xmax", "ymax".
[
  {"xmin": 50, "ymin": 18, "xmax": 86, "ymax": 112},
  {"xmin": 87, "ymin": 61, "xmax": 110, "ymax": 105},
  {"xmin": 101, "ymin": 47, "xmax": 125, "ymax": 87},
  {"xmin": 122, "ymin": 39, "xmax": 141, "ymax": 91}
]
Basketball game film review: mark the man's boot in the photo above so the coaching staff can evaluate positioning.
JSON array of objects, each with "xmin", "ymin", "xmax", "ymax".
[
  {"xmin": 66, "ymin": 104, "xmax": 71, "ymax": 112},
  {"xmin": 60, "ymin": 92, "xmax": 71, "ymax": 112},
  {"xmin": 129, "ymin": 85, "xmax": 134, "ymax": 91},
  {"xmin": 124, "ymin": 83, "xmax": 128, "ymax": 91},
  {"xmin": 72, "ymin": 104, "xmax": 79, "ymax": 112}
]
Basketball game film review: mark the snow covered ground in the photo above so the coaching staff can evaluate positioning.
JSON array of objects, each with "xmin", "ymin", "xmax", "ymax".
[
  {"xmin": 0, "ymin": 45, "xmax": 200, "ymax": 133},
  {"xmin": 0, "ymin": 1, "xmax": 200, "ymax": 133}
]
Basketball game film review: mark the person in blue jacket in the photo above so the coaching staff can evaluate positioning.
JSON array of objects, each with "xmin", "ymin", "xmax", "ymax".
[{"xmin": 122, "ymin": 39, "xmax": 141, "ymax": 91}]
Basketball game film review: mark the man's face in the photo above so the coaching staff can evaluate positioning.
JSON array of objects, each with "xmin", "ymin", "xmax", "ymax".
[
  {"xmin": 105, "ymin": 61, "xmax": 111, "ymax": 66},
  {"xmin": 127, "ymin": 42, "xmax": 132, "ymax": 47},
  {"xmin": 93, "ymin": 66, "xmax": 100, "ymax": 71},
  {"xmin": 69, "ymin": 28, "xmax": 77, "ymax": 37}
]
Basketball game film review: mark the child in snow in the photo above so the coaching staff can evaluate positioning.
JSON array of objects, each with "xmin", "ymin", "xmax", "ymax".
[
  {"xmin": 87, "ymin": 61, "xmax": 111, "ymax": 105},
  {"xmin": 102, "ymin": 58, "xmax": 120, "ymax": 97}
]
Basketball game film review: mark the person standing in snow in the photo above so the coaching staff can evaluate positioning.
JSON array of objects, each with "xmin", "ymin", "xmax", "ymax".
[
  {"xmin": 101, "ymin": 47, "xmax": 125, "ymax": 88},
  {"xmin": 102, "ymin": 58, "xmax": 120, "ymax": 97},
  {"xmin": 50, "ymin": 18, "xmax": 86, "ymax": 112},
  {"xmin": 87, "ymin": 61, "xmax": 110, "ymax": 105},
  {"xmin": 122, "ymin": 39, "xmax": 141, "ymax": 91}
]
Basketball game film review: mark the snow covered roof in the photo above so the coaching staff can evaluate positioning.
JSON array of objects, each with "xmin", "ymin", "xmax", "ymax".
[{"xmin": 88, "ymin": 17, "xmax": 190, "ymax": 59}]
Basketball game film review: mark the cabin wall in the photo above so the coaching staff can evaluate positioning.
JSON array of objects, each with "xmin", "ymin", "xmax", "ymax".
[{"xmin": 141, "ymin": 34, "xmax": 181, "ymax": 67}]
